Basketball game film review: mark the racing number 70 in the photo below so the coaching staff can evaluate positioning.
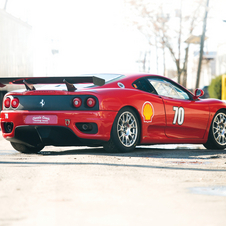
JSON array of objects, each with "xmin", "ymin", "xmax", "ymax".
[{"xmin": 173, "ymin": 106, "xmax": 184, "ymax": 125}]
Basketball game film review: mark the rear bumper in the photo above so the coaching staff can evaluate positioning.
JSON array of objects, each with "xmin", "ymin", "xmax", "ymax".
[{"xmin": 0, "ymin": 110, "xmax": 117, "ymax": 147}]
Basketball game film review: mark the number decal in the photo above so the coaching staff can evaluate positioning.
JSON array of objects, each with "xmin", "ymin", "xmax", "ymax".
[
  {"xmin": 173, "ymin": 106, "xmax": 184, "ymax": 125},
  {"xmin": 173, "ymin": 106, "xmax": 178, "ymax": 124},
  {"xmin": 178, "ymin": 107, "xmax": 185, "ymax": 125}
]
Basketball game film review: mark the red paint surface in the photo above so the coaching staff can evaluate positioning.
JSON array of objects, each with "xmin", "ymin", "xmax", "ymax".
[{"xmin": 1, "ymin": 74, "xmax": 226, "ymax": 146}]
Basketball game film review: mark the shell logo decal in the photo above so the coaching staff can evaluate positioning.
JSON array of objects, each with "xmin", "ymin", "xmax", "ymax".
[{"xmin": 142, "ymin": 101, "xmax": 154, "ymax": 122}]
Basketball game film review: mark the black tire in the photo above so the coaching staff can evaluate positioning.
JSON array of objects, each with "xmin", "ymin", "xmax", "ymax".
[
  {"xmin": 203, "ymin": 110, "xmax": 226, "ymax": 150},
  {"xmin": 11, "ymin": 142, "xmax": 44, "ymax": 154},
  {"xmin": 104, "ymin": 107, "xmax": 140, "ymax": 153}
]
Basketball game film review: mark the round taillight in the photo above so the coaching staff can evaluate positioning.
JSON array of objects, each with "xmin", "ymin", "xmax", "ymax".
[
  {"xmin": 73, "ymin": 97, "xmax": 82, "ymax": 108},
  {"xmin": 4, "ymin": 97, "xmax": 11, "ymax": 108},
  {"xmin": 11, "ymin": 98, "xmax": 19, "ymax": 108},
  {"xmin": 86, "ymin": 97, "xmax": 96, "ymax": 108}
]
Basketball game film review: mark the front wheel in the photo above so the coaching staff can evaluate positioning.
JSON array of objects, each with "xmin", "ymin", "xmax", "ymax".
[
  {"xmin": 11, "ymin": 142, "xmax": 44, "ymax": 154},
  {"xmin": 204, "ymin": 110, "xmax": 226, "ymax": 150},
  {"xmin": 104, "ymin": 107, "xmax": 140, "ymax": 153}
]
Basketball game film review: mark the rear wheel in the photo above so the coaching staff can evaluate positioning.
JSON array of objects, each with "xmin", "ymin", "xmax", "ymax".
[
  {"xmin": 11, "ymin": 142, "xmax": 44, "ymax": 154},
  {"xmin": 204, "ymin": 110, "xmax": 226, "ymax": 150},
  {"xmin": 104, "ymin": 107, "xmax": 140, "ymax": 153}
]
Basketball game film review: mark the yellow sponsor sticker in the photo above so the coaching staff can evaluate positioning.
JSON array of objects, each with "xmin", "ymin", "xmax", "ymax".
[{"xmin": 142, "ymin": 101, "xmax": 154, "ymax": 122}]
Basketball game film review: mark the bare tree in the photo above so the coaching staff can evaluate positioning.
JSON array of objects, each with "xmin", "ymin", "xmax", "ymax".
[{"xmin": 125, "ymin": 0, "xmax": 204, "ymax": 87}]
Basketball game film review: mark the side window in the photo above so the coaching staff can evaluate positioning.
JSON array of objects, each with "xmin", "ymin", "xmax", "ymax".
[
  {"xmin": 133, "ymin": 79, "xmax": 157, "ymax": 94},
  {"xmin": 148, "ymin": 78, "xmax": 190, "ymax": 100}
]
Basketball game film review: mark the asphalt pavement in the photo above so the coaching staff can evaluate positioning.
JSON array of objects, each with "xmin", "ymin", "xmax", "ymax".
[{"xmin": 0, "ymin": 134, "xmax": 226, "ymax": 226}]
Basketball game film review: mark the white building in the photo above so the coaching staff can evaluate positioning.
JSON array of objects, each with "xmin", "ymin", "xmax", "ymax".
[{"xmin": 187, "ymin": 49, "xmax": 216, "ymax": 90}]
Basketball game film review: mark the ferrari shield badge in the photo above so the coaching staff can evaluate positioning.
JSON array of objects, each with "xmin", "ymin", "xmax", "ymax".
[
  {"xmin": 142, "ymin": 101, "xmax": 154, "ymax": 123},
  {"xmin": 65, "ymin": 119, "xmax": 70, "ymax": 126}
]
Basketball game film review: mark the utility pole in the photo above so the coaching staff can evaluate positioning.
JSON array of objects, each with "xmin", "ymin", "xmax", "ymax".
[
  {"xmin": 196, "ymin": 0, "xmax": 209, "ymax": 89},
  {"xmin": 4, "ymin": 0, "xmax": 8, "ymax": 10},
  {"xmin": 178, "ymin": 0, "xmax": 182, "ymax": 83}
]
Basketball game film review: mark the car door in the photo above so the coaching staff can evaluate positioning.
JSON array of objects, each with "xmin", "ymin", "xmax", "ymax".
[
  {"xmin": 148, "ymin": 77, "xmax": 210, "ymax": 139},
  {"xmin": 132, "ymin": 78, "xmax": 166, "ymax": 143}
]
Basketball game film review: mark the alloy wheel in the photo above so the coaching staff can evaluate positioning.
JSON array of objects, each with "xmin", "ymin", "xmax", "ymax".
[
  {"xmin": 212, "ymin": 112, "xmax": 226, "ymax": 146},
  {"xmin": 117, "ymin": 111, "xmax": 138, "ymax": 147}
]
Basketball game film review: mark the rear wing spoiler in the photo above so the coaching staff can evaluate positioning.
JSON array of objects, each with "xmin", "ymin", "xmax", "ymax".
[{"xmin": 0, "ymin": 76, "xmax": 105, "ymax": 91}]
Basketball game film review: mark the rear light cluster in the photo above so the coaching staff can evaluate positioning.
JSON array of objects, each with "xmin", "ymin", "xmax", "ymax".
[
  {"xmin": 86, "ymin": 98, "xmax": 96, "ymax": 108},
  {"xmin": 73, "ymin": 98, "xmax": 82, "ymax": 108},
  {"xmin": 3, "ymin": 97, "xmax": 19, "ymax": 109},
  {"xmin": 4, "ymin": 98, "xmax": 10, "ymax": 108},
  {"xmin": 72, "ymin": 97, "xmax": 96, "ymax": 108}
]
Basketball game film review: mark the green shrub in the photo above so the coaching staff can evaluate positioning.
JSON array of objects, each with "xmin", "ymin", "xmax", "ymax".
[{"xmin": 208, "ymin": 75, "xmax": 222, "ymax": 99}]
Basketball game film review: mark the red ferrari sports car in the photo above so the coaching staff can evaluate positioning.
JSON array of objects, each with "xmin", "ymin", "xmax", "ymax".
[{"xmin": 0, "ymin": 73, "xmax": 225, "ymax": 153}]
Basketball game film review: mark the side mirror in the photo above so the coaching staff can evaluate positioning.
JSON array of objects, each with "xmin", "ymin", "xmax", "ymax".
[{"xmin": 193, "ymin": 88, "xmax": 204, "ymax": 100}]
